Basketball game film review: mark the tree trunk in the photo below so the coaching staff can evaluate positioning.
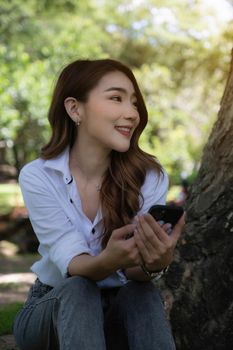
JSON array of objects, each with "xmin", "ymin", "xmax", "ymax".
[{"xmin": 163, "ymin": 48, "xmax": 233, "ymax": 350}]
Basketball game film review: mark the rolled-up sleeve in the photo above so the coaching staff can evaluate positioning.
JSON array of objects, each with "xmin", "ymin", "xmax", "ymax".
[{"xmin": 19, "ymin": 165, "xmax": 91, "ymax": 277}]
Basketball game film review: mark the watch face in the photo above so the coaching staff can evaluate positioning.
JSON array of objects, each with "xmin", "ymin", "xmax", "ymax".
[
  {"xmin": 141, "ymin": 264, "xmax": 167, "ymax": 280},
  {"xmin": 151, "ymin": 271, "xmax": 161, "ymax": 277},
  {"xmin": 153, "ymin": 272, "xmax": 159, "ymax": 276},
  {"xmin": 151, "ymin": 270, "xmax": 166, "ymax": 280}
]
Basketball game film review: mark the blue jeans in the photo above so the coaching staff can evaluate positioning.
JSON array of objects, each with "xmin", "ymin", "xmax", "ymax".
[{"xmin": 13, "ymin": 276, "xmax": 176, "ymax": 350}]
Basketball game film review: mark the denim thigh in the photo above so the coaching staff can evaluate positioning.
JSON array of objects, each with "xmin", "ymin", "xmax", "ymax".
[
  {"xmin": 13, "ymin": 279, "xmax": 58, "ymax": 350},
  {"xmin": 13, "ymin": 277, "xmax": 106, "ymax": 350}
]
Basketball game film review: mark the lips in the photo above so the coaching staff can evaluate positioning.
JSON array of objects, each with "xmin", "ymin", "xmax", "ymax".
[{"xmin": 115, "ymin": 126, "xmax": 132, "ymax": 137}]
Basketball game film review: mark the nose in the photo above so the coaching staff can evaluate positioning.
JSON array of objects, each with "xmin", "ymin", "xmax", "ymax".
[{"xmin": 123, "ymin": 102, "xmax": 139, "ymax": 121}]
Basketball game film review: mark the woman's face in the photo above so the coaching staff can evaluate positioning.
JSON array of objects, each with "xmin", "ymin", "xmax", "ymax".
[{"xmin": 76, "ymin": 71, "xmax": 140, "ymax": 154}]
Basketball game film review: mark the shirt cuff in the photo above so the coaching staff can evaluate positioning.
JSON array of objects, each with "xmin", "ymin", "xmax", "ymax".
[{"xmin": 49, "ymin": 233, "xmax": 92, "ymax": 277}]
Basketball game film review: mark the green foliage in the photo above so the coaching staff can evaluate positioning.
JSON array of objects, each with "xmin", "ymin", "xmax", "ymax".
[
  {"xmin": 0, "ymin": 0, "xmax": 232, "ymax": 183},
  {"xmin": 0, "ymin": 302, "xmax": 23, "ymax": 335},
  {"xmin": 0, "ymin": 184, "xmax": 23, "ymax": 214}
]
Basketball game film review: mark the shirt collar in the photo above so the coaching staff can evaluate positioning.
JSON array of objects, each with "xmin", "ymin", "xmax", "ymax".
[{"xmin": 43, "ymin": 147, "xmax": 73, "ymax": 184}]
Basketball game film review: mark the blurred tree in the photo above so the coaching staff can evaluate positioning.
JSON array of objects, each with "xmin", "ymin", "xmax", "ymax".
[
  {"xmin": 161, "ymin": 49, "xmax": 233, "ymax": 349},
  {"xmin": 0, "ymin": 0, "xmax": 232, "ymax": 183},
  {"xmin": 0, "ymin": 0, "xmax": 109, "ymax": 172}
]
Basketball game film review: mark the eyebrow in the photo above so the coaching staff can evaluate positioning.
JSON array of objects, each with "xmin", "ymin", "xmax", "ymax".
[{"xmin": 104, "ymin": 87, "xmax": 136, "ymax": 96}]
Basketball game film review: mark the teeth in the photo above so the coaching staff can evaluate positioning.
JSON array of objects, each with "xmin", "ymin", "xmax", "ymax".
[{"xmin": 116, "ymin": 127, "xmax": 130, "ymax": 132}]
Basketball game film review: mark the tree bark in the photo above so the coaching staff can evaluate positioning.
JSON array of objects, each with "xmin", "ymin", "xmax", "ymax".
[{"xmin": 163, "ymin": 48, "xmax": 233, "ymax": 350}]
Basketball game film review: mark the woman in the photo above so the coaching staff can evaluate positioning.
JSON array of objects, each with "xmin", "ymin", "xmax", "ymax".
[{"xmin": 13, "ymin": 58, "xmax": 184, "ymax": 350}]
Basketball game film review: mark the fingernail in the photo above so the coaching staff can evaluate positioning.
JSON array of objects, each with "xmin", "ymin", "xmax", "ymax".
[{"xmin": 158, "ymin": 220, "xmax": 165, "ymax": 226}]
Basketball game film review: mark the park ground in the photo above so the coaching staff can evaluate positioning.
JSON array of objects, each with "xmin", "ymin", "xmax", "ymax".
[{"xmin": 0, "ymin": 241, "xmax": 37, "ymax": 350}]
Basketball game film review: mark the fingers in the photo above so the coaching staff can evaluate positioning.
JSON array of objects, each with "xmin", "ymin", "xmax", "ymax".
[
  {"xmin": 133, "ymin": 213, "xmax": 185, "ymax": 270},
  {"xmin": 108, "ymin": 212, "xmax": 185, "ymax": 271},
  {"xmin": 121, "ymin": 237, "xmax": 143, "ymax": 266},
  {"xmin": 143, "ymin": 213, "xmax": 185, "ymax": 244},
  {"xmin": 134, "ymin": 227, "xmax": 151, "ymax": 261},
  {"xmin": 112, "ymin": 224, "xmax": 136, "ymax": 240},
  {"xmin": 134, "ymin": 216, "xmax": 164, "ymax": 263},
  {"xmin": 140, "ymin": 214, "xmax": 169, "ymax": 243},
  {"xmin": 162, "ymin": 223, "xmax": 172, "ymax": 235},
  {"xmin": 108, "ymin": 224, "xmax": 142, "ymax": 268},
  {"xmin": 170, "ymin": 214, "xmax": 185, "ymax": 241}
]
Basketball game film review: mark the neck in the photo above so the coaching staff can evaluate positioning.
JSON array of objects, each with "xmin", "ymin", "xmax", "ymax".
[{"xmin": 69, "ymin": 140, "xmax": 110, "ymax": 181}]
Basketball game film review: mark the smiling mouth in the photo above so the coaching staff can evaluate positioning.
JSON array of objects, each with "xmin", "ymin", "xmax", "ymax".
[{"xmin": 115, "ymin": 126, "xmax": 132, "ymax": 137}]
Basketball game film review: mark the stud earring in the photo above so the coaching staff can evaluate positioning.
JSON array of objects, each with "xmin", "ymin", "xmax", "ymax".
[{"xmin": 75, "ymin": 120, "xmax": 81, "ymax": 126}]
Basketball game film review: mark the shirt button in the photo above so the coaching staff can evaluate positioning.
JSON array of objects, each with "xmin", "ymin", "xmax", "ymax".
[
  {"xmin": 92, "ymin": 228, "xmax": 95, "ymax": 234},
  {"xmin": 70, "ymin": 198, "xmax": 73, "ymax": 204}
]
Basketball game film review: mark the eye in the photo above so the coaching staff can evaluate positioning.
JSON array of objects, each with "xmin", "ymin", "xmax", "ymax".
[
  {"xmin": 111, "ymin": 95, "xmax": 122, "ymax": 102},
  {"xmin": 132, "ymin": 100, "xmax": 138, "ymax": 109}
]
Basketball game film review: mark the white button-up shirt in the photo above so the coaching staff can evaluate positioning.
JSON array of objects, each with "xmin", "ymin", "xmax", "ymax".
[{"xmin": 19, "ymin": 147, "xmax": 168, "ymax": 288}]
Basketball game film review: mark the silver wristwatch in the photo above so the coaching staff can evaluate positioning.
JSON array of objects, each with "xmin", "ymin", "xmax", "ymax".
[{"xmin": 141, "ymin": 264, "xmax": 169, "ymax": 281}]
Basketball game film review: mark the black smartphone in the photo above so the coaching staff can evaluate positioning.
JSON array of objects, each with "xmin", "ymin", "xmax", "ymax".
[{"xmin": 148, "ymin": 204, "xmax": 184, "ymax": 227}]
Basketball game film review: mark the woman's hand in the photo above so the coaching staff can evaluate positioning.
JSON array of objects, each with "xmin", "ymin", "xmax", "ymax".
[
  {"xmin": 134, "ymin": 213, "xmax": 185, "ymax": 272},
  {"xmin": 68, "ymin": 224, "xmax": 142, "ymax": 280},
  {"xmin": 103, "ymin": 224, "xmax": 142, "ymax": 271}
]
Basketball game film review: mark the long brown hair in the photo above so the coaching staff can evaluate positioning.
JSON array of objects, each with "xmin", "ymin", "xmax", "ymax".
[{"xmin": 41, "ymin": 59, "xmax": 163, "ymax": 247}]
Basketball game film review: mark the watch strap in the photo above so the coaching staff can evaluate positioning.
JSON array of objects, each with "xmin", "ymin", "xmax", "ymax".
[{"xmin": 141, "ymin": 264, "xmax": 169, "ymax": 281}]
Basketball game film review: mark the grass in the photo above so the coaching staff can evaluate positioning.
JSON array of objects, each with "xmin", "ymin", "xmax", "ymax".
[
  {"xmin": 0, "ymin": 184, "xmax": 24, "ymax": 215},
  {"xmin": 0, "ymin": 303, "xmax": 23, "ymax": 336}
]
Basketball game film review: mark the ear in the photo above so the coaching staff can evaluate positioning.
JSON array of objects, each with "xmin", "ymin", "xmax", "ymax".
[{"xmin": 64, "ymin": 97, "xmax": 80, "ymax": 123}]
